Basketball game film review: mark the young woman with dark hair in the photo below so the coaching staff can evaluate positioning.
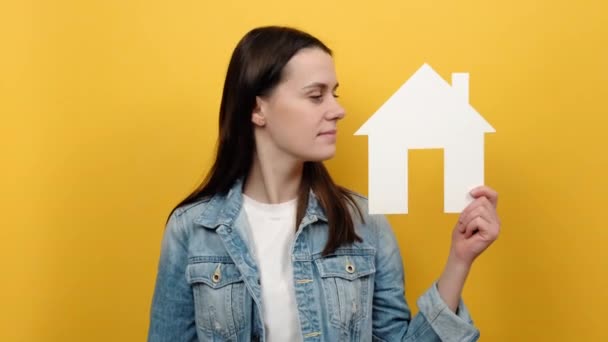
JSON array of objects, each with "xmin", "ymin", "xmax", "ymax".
[{"xmin": 148, "ymin": 26, "xmax": 500, "ymax": 342}]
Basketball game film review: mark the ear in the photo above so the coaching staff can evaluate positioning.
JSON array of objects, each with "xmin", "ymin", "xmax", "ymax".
[{"xmin": 251, "ymin": 96, "xmax": 266, "ymax": 127}]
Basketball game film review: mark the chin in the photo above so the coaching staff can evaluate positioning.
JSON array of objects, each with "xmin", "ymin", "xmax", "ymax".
[
  {"xmin": 302, "ymin": 151, "xmax": 336, "ymax": 162},
  {"xmin": 293, "ymin": 144, "xmax": 337, "ymax": 162}
]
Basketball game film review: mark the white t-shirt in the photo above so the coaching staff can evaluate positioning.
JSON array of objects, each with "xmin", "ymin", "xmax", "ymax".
[{"xmin": 242, "ymin": 194, "xmax": 303, "ymax": 342}]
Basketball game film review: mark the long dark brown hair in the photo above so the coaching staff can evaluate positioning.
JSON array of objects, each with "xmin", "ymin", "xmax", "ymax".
[{"xmin": 170, "ymin": 26, "xmax": 363, "ymax": 255}]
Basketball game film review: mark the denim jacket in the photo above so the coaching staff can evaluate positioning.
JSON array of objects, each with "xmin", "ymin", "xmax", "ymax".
[{"xmin": 148, "ymin": 179, "xmax": 480, "ymax": 341}]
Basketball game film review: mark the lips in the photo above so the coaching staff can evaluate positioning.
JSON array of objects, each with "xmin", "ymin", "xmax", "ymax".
[{"xmin": 318, "ymin": 129, "xmax": 337, "ymax": 136}]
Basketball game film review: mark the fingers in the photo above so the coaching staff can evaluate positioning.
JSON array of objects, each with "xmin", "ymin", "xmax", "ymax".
[
  {"xmin": 459, "ymin": 196, "xmax": 494, "ymax": 225},
  {"xmin": 462, "ymin": 207, "xmax": 485, "ymax": 227},
  {"xmin": 463, "ymin": 204, "xmax": 496, "ymax": 225},
  {"xmin": 463, "ymin": 216, "xmax": 486, "ymax": 239},
  {"xmin": 457, "ymin": 196, "xmax": 499, "ymax": 238},
  {"xmin": 459, "ymin": 207, "xmax": 488, "ymax": 238},
  {"xmin": 470, "ymin": 186, "xmax": 498, "ymax": 207}
]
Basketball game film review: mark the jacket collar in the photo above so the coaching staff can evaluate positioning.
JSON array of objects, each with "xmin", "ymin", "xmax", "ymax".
[{"xmin": 193, "ymin": 178, "xmax": 328, "ymax": 230}]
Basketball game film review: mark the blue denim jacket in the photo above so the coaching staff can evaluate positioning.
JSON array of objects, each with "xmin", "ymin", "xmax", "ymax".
[{"xmin": 148, "ymin": 179, "xmax": 480, "ymax": 341}]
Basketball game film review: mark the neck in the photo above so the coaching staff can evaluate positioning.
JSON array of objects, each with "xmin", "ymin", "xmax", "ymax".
[{"xmin": 243, "ymin": 148, "xmax": 303, "ymax": 204}]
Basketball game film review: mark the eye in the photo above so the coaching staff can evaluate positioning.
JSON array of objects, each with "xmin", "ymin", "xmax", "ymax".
[
  {"xmin": 332, "ymin": 93, "xmax": 339, "ymax": 98},
  {"xmin": 309, "ymin": 94, "xmax": 323, "ymax": 102}
]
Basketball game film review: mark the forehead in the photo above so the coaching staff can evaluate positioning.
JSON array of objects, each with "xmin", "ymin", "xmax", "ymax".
[{"xmin": 281, "ymin": 48, "xmax": 337, "ymax": 86}]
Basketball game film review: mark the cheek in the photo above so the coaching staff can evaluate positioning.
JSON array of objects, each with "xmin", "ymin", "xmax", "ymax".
[
  {"xmin": 273, "ymin": 117, "xmax": 316, "ymax": 146},
  {"xmin": 269, "ymin": 102, "xmax": 319, "ymax": 135},
  {"xmin": 269, "ymin": 119, "xmax": 320, "ymax": 156}
]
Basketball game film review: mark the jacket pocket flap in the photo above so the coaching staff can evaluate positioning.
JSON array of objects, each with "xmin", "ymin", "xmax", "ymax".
[
  {"xmin": 186, "ymin": 262, "xmax": 243, "ymax": 288},
  {"xmin": 315, "ymin": 254, "xmax": 376, "ymax": 281}
]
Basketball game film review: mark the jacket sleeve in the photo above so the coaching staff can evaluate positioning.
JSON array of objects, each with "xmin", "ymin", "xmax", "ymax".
[
  {"xmin": 370, "ymin": 215, "xmax": 480, "ymax": 342},
  {"xmin": 147, "ymin": 210, "xmax": 198, "ymax": 342}
]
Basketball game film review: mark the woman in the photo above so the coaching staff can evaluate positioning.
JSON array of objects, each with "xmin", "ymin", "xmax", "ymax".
[{"xmin": 148, "ymin": 26, "xmax": 500, "ymax": 342}]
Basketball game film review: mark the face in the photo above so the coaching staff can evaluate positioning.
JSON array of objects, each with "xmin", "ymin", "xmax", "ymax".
[{"xmin": 252, "ymin": 48, "xmax": 345, "ymax": 162}]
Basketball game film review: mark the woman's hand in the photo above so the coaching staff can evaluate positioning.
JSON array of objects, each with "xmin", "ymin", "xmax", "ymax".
[
  {"xmin": 450, "ymin": 186, "xmax": 501, "ymax": 266},
  {"xmin": 437, "ymin": 186, "xmax": 500, "ymax": 312}
]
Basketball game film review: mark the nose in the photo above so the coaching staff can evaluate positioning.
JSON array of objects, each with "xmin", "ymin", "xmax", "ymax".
[{"xmin": 327, "ymin": 97, "xmax": 346, "ymax": 120}]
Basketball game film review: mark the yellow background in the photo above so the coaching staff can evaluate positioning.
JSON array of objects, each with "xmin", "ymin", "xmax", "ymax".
[{"xmin": 1, "ymin": 0, "xmax": 606, "ymax": 341}]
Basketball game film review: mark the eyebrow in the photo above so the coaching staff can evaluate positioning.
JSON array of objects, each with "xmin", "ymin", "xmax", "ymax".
[{"xmin": 302, "ymin": 82, "xmax": 340, "ymax": 91}]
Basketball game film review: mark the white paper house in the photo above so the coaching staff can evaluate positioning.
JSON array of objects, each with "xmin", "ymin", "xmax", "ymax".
[{"xmin": 355, "ymin": 63, "xmax": 495, "ymax": 214}]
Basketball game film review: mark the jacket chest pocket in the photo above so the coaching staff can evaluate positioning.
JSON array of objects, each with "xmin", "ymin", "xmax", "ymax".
[
  {"xmin": 315, "ymin": 252, "xmax": 376, "ymax": 329},
  {"xmin": 186, "ymin": 261, "xmax": 250, "ymax": 338}
]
